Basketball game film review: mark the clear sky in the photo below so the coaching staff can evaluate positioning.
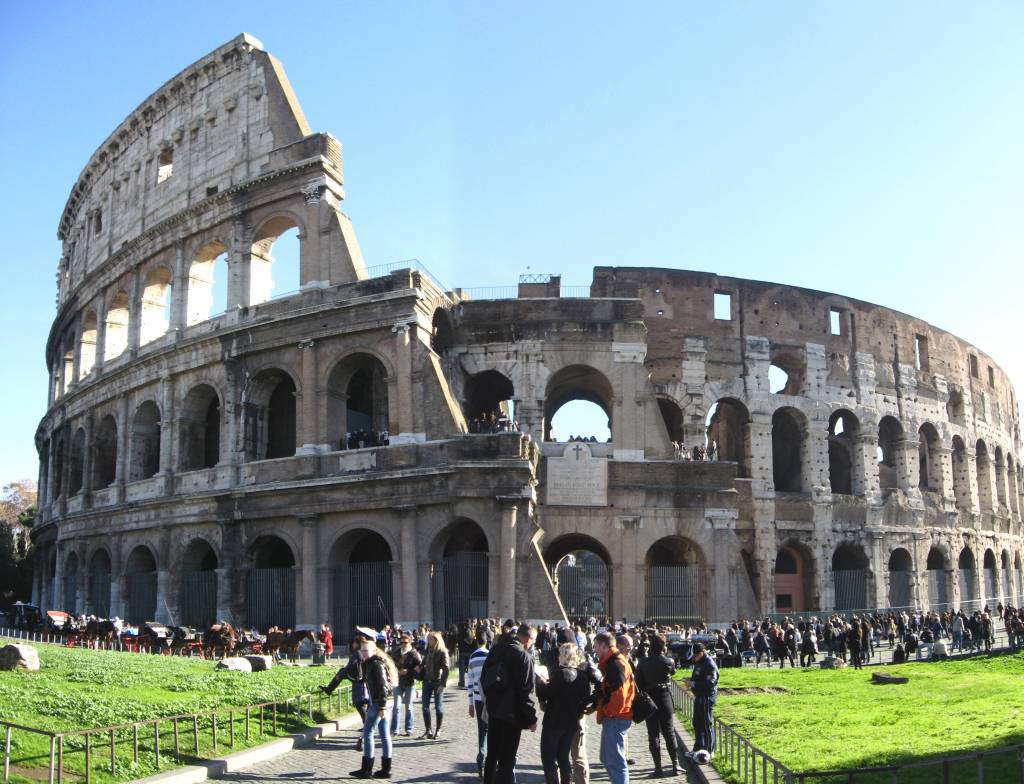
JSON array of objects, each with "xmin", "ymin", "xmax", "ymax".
[{"xmin": 1, "ymin": 2, "xmax": 1021, "ymax": 481}]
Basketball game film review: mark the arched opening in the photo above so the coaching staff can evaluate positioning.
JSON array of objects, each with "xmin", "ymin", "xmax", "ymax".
[
  {"xmin": 772, "ymin": 407, "xmax": 807, "ymax": 493},
  {"xmin": 887, "ymin": 548, "xmax": 914, "ymax": 608},
  {"xmin": 465, "ymin": 370, "xmax": 515, "ymax": 433},
  {"xmin": 828, "ymin": 409, "xmax": 859, "ymax": 495},
  {"xmin": 993, "ymin": 447, "xmax": 1007, "ymax": 509},
  {"xmin": 247, "ymin": 535, "xmax": 296, "ymax": 631},
  {"xmin": 877, "ymin": 416, "xmax": 903, "ymax": 492},
  {"xmin": 68, "ymin": 428, "xmax": 86, "ymax": 495},
  {"xmin": 544, "ymin": 365, "xmax": 613, "ymax": 443},
  {"xmin": 139, "ymin": 266, "xmax": 173, "ymax": 346},
  {"xmin": 958, "ymin": 547, "xmax": 977, "ymax": 605},
  {"xmin": 431, "ymin": 519, "xmax": 489, "ymax": 628},
  {"xmin": 926, "ymin": 547, "xmax": 949, "ymax": 607},
  {"xmin": 657, "ymin": 397, "xmax": 685, "ymax": 445},
  {"xmin": 975, "ymin": 441, "xmax": 994, "ymax": 512},
  {"xmin": 129, "ymin": 401, "xmax": 161, "ymax": 481},
  {"xmin": 774, "ymin": 542, "xmax": 814, "ymax": 613},
  {"xmin": 243, "ymin": 370, "xmax": 296, "ymax": 461},
  {"xmin": 706, "ymin": 398, "xmax": 750, "ymax": 477},
  {"xmin": 1001, "ymin": 550, "xmax": 1013, "ymax": 606},
  {"xmin": 79, "ymin": 311, "xmax": 98, "ymax": 378},
  {"xmin": 951, "ymin": 436, "xmax": 971, "ymax": 511},
  {"xmin": 46, "ymin": 551, "xmax": 57, "ymax": 610},
  {"xmin": 545, "ymin": 534, "xmax": 612, "ymax": 623},
  {"xmin": 644, "ymin": 536, "xmax": 707, "ymax": 622},
  {"xmin": 832, "ymin": 544, "xmax": 869, "ymax": 612},
  {"xmin": 768, "ymin": 347, "xmax": 805, "ymax": 395},
  {"xmin": 61, "ymin": 340, "xmax": 74, "ymax": 395},
  {"xmin": 103, "ymin": 291, "xmax": 130, "ymax": 361},
  {"xmin": 1007, "ymin": 457, "xmax": 1020, "ymax": 516},
  {"xmin": 983, "ymin": 549, "xmax": 999, "ymax": 603},
  {"xmin": 63, "ymin": 553, "xmax": 79, "ymax": 615},
  {"xmin": 186, "ymin": 242, "xmax": 229, "ymax": 325},
  {"xmin": 431, "ymin": 308, "xmax": 455, "ymax": 354},
  {"xmin": 180, "ymin": 539, "xmax": 218, "ymax": 628},
  {"xmin": 50, "ymin": 431, "xmax": 65, "ymax": 499},
  {"xmin": 88, "ymin": 550, "xmax": 112, "ymax": 617},
  {"xmin": 179, "ymin": 385, "xmax": 221, "ymax": 471},
  {"xmin": 326, "ymin": 354, "xmax": 390, "ymax": 448},
  {"xmin": 918, "ymin": 423, "xmax": 941, "ymax": 492},
  {"xmin": 330, "ymin": 530, "xmax": 393, "ymax": 641},
  {"xmin": 125, "ymin": 545, "xmax": 157, "ymax": 625},
  {"xmin": 93, "ymin": 415, "xmax": 118, "ymax": 488},
  {"xmin": 250, "ymin": 219, "xmax": 301, "ymax": 305},
  {"xmin": 946, "ymin": 389, "xmax": 965, "ymax": 425}
]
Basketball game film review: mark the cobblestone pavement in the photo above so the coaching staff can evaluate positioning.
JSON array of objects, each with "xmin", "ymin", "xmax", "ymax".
[{"xmin": 219, "ymin": 684, "xmax": 702, "ymax": 783}]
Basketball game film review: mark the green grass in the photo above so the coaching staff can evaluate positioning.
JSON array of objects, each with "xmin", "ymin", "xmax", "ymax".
[
  {"xmin": 679, "ymin": 652, "xmax": 1024, "ymax": 784},
  {"xmin": 0, "ymin": 638, "xmax": 353, "ymax": 783}
]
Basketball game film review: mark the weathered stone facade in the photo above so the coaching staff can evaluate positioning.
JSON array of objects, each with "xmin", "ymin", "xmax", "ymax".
[{"xmin": 33, "ymin": 36, "xmax": 1024, "ymax": 631}]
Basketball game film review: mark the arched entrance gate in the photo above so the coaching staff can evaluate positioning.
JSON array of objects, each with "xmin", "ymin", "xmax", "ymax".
[
  {"xmin": 331, "ymin": 530, "xmax": 393, "ymax": 639},
  {"xmin": 645, "ymin": 537, "xmax": 707, "ymax": 623},
  {"xmin": 246, "ymin": 536, "xmax": 296, "ymax": 631},
  {"xmin": 545, "ymin": 535, "xmax": 611, "ymax": 623},
  {"xmin": 431, "ymin": 520, "xmax": 489, "ymax": 628}
]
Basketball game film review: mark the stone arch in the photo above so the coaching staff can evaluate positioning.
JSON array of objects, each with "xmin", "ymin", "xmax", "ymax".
[
  {"xmin": 179, "ymin": 384, "xmax": 221, "ymax": 470},
  {"xmin": 983, "ymin": 548, "xmax": 999, "ymax": 602},
  {"xmin": 79, "ymin": 310, "xmax": 98, "ymax": 378},
  {"xmin": 179, "ymin": 538, "xmax": 219, "ymax": 628},
  {"xmin": 828, "ymin": 409, "xmax": 860, "ymax": 495},
  {"xmin": 926, "ymin": 545, "xmax": 950, "ymax": 607},
  {"xmin": 832, "ymin": 542, "xmax": 869, "ymax": 612},
  {"xmin": 775, "ymin": 540, "xmax": 816, "ymax": 613},
  {"xmin": 917, "ymin": 422, "xmax": 942, "ymax": 492},
  {"xmin": 326, "ymin": 352, "xmax": 391, "ymax": 447},
  {"xmin": 465, "ymin": 369, "xmax": 515, "ymax": 432},
  {"xmin": 247, "ymin": 534, "xmax": 296, "ymax": 631},
  {"xmin": 545, "ymin": 533, "xmax": 613, "ymax": 623},
  {"xmin": 958, "ymin": 546, "xmax": 977, "ymax": 605},
  {"xmin": 431, "ymin": 307, "xmax": 455, "ymax": 354},
  {"xmin": 329, "ymin": 528, "xmax": 394, "ymax": 638},
  {"xmin": 951, "ymin": 436, "xmax": 971, "ymax": 511},
  {"xmin": 887, "ymin": 547, "xmax": 914, "ymax": 608},
  {"xmin": 124, "ymin": 544, "xmax": 158, "ymax": 625},
  {"xmin": 993, "ymin": 447, "xmax": 1007, "ymax": 509},
  {"xmin": 68, "ymin": 427, "xmax": 86, "ymax": 495},
  {"xmin": 544, "ymin": 364, "xmax": 614, "ymax": 442},
  {"xmin": 103, "ymin": 290, "xmax": 130, "ymax": 361},
  {"xmin": 975, "ymin": 440, "xmax": 994, "ymax": 512},
  {"xmin": 877, "ymin": 416, "xmax": 903, "ymax": 492},
  {"xmin": 645, "ymin": 536, "xmax": 707, "ymax": 622},
  {"xmin": 243, "ymin": 368, "xmax": 297, "ymax": 461},
  {"xmin": 706, "ymin": 398, "xmax": 751, "ymax": 477},
  {"xmin": 129, "ymin": 400, "xmax": 162, "ymax": 481},
  {"xmin": 139, "ymin": 265, "xmax": 174, "ymax": 346},
  {"xmin": 1001, "ymin": 549, "xmax": 1013, "ymax": 605},
  {"xmin": 249, "ymin": 214, "xmax": 305, "ymax": 305},
  {"xmin": 772, "ymin": 406, "xmax": 808, "ymax": 493},
  {"xmin": 656, "ymin": 396, "xmax": 685, "ymax": 445},
  {"xmin": 768, "ymin": 345, "xmax": 805, "ymax": 396},
  {"xmin": 93, "ymin": 414, "xmax": 118, "ymax": 488},
  {"xmin": 431, "ymin": 518, "xmax": 490, "ymax": 627},
  {"xmin": 87, "ymin": 548, "xmax": 112, "ymax": 617},
  {"xmin": 186, "ymin": 240, "xmax": 229, "ymax": 325}
]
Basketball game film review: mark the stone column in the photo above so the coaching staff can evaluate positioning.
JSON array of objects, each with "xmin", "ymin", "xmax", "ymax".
[
  {"xmin": 296, "ymin": 340, "xmax": 322, "ymax": 453},
  {"xmin": 867, "ymin": 530, "xmax": 886, "ymax": 609},
  {"xmin": 709, "ymin": 512, "xmax": 739, "ymax": 621},
  {"xmin": 159, "ymin": 375, "xmax": 175, "ymax": 489},
  {"xmin": 895, "ymin": 438, "xmax": 919, "ymax": 495},
  {"xmin": 746, "ymin": 418, "xmax": 774, "ymax": 496},
  {"xmin": 619, "ymin": 517, "xmax": 641, "ymax": 620},
  {"xmin": 298, "ymin": 515, "xmax": 319, "ymax": 626},
  {"xmin": 226, "ymin": 217, "xmax": 251, "ymax": 311},
  {"xmin": 396, "ymin": 506, "xmax": 419, "ymax": 625},
  {"xmin": 155, "ymin": 570, "xmax": 171, "ymax": 623},
  {"xmin": 498, "ymin": 502, "xmax": 519, "ymax": 618},
  {"xmin": 127, "ymin": 269, "xmax": 142, "ymax": 358},
  {"xmin": 116, "ymin": 394, "xmax": 130, "ymax": 503},
  {"xmin": 53, "ymin": 543, "xmax": 65, "ymax": 610},
  {"xmin": 223, "ymin": 361, "xmax": 243, "ymax": 484},
  {"xmin": 964, "ymin": 447, "xmax": 981, "ymax": 515},
  {"xmin": 487, "ymin": 553, "xmax": 503, "ymax": 620},
  {"xmin": 421, "ymin": 558, "xmax": 437, "ymax": 626},
  {"xmin": 934, "ymin": 446, "xmax": 954, "ymax": 505},
  {"xmin": 392, "ymin": 325, "xmax": 414, "ymax": 438},
  {"xmin": 170, "ymin": 240, "xmax": 187, "ymax": 334}
]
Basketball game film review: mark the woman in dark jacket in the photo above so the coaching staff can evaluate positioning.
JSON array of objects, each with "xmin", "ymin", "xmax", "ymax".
[
  {"xmin": 536, "ymin": 642, "xmax": 592, "ymax": 784},
  {"xmin": 417, "ymin": 631, "xmax": 451, "ymax": 739},
  {"xmin": 635, "ymin": 634, "xmax": 679, "ymax": 777},
  {"xmin": 322, "ymin": 638, "xmax": 369, "ymax": 750}
]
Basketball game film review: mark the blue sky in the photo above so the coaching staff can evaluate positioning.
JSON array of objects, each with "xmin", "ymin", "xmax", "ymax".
[{"xmin": 1, "ymin": 2, "xmax": 1021, "ymax": 480}]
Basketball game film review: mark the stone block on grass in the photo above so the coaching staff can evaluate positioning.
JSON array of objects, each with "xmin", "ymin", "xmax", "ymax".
[
  {"xmin": 0, "ymin": 644, "xmax": 40, "ymax": 671},
  {"xmin": 216, "ymin": 657, "xmax": 252, "ymax": 672},
  {"xmin": 246, "ymin": 655, "xmax": 274, "ymax": 671}
]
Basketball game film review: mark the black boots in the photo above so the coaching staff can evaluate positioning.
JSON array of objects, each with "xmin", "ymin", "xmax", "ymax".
[
  {"xmin": 372, "ymin": 758, "xmax": 392, "ymax": 779},
  {"xmin": 350, "ymin": 757, "xmax": 373, "ymax": 778},
  {"xmin": 650, "ymin": 747, "xmax": 663, "ymax": 778},
  {"xmin": 419, "ymin": 713, "xmax": 433, "ymax": 739},
  {"xmin": 433, "ymin": 714, "xmax": 444, "ymax": 739}
]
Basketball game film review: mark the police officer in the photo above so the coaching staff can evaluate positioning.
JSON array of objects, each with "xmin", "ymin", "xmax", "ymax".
[{"xmin": 684, "ymin": 642, "xmax": 718, "ymax": 763}]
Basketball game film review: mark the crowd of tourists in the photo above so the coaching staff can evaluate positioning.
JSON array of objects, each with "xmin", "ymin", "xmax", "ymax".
[
  {"xmin": 318, "ymin": 618, "xmax": 718, "ymax": 782},
  {"xmin": 341, "ymin": 430, "xmax": 391, "ymax": 450},
  {"xmin": 468, "ymin": 411, "xmax": 519, "ymax": 434},
  {"xmin": 671, "ymin": 441, "xmax": 717, "ymax": 461}
]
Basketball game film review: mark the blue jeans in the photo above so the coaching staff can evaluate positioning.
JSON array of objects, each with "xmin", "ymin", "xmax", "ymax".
[
  {"xmin": 391, "ymin": 684, "xmax": 414, "ymax": 734},
  {"xmin": 362, "ymin": 701, "xmax": 393, "ymax": 760},
  {"xmin": 599, "ymin": 717, "xmax": 631, "ymax": 784},
  {"xmin": 422, "ymin": 679, "xmax": 444, "ymax": 720}
]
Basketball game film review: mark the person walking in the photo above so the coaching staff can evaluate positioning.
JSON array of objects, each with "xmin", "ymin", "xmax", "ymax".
[
  {"xmin": 537, "ymin": 641, "xmax": 593, "ymax": 784},
  {"xmin": 593, "ymin": 632, "xmax": 635, "ymax": 784},
  {"xmin": 418, "ymin": 631, "xmax": 450, "ymax": 739},
  {"xmin": 635, "ymin": 634, "xmax": 679, "ymax": 777},
  {"xmin": 319, "ymin": 623, "xmax": 334, "ymax": 659},
  {"xmin": 481, "ymin": 623, "xmax": 538, "ymax": 784},
  {"xmin": 466, "ymin": 629, "xmax": 493, "ymax": 777},
  {"xmin": 683, "ymin": 642, "xmax": 718, "ymax": 763},
  {"xmin": 389, "ymin": 631, "xmax": 421, "ymax": 737}
]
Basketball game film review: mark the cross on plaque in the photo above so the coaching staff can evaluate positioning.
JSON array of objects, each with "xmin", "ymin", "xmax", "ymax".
[{"xmin": 573, "ymin": 444, "xmax": 585, "ymax": 460}]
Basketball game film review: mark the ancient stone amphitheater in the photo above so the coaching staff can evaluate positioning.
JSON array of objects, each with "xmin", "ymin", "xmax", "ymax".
[{"xmin": 33, "ymin": 35, "xmax": 1023, "ymax": 633}]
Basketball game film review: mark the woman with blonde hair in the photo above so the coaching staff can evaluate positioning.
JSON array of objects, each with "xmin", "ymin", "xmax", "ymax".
[
  {"xmin": 536, "ymin": 641, "xmax": 593, "ymax": 784},
  {"xmin": 417, "ymin": 630, "xmax": 451, "ymax": 739},
  {"xmin": 352, "ymin": 635, "xmax": 400, "ymax": 778}
]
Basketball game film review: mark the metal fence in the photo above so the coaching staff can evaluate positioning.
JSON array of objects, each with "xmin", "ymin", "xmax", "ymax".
[
  {"xmin": 180, "ymin": 571, "xmax": 217, "ymax": 628},
  {"xmin": 960, "ymin": 568, "xmax": 977, "ymax": 602},
  {"xmin": 62, "ymin": 575, "xmax": 77, "ymax": 615},
  {"xmin": 556, "ymin": 560, "xmax": 610, "ymax": 621},
  {"xmin": 647, "ymin": 565, "xmax": 707, "ymax": 622},
  {"xmin": 89, "ymin": 572, "xmax": 110, "ymax": 618},
  {"xmin": 246, "ymin": 568, "xmax": 296, "ymax": 631},
  {"xmin": 833, "ymin": 569, "xmax": 867, "ymax": 611},
  {"xmin": 432, "ymin": 552, "xmax": 489, "ymax": 628},
  {"xmin": 888, "ymin": 570, "xmax": 913, "ymax": 608},
  {"xmin": 126, "ymin": 573, "xmax": 157, "ymax": 625},
  {"xmin": 332, "ymin": 562, "xmax": 392, "ymax": 636}
]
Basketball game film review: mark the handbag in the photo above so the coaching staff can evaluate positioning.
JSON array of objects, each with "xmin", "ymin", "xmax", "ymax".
[{"xmin": 631, "ymin": 689, "xmax": 657, "ymax": 724}]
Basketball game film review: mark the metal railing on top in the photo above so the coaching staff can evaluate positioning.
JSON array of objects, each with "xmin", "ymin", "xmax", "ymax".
[{"xmin": 363, "ymin": 259, "xmax": 450, "ymax": 294}]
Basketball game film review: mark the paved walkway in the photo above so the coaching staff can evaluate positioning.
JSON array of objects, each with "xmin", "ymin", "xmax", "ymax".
[{"xmin": 219, "ymin": 684, "xmax": 702, "ymax": 783}]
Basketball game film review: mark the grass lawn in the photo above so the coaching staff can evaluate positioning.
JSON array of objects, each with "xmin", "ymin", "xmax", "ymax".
[
  {"xmin": 680, "ymin": 651, "xmax": 1024, "ymax": 784},
  {"xmin": 0, "ymin": 638, "xmax": 353, "ymax": 783}
]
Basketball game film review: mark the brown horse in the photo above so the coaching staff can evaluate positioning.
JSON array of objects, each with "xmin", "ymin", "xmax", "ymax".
[
  {"xmin": 84, "ymin": 619, "xmax": 117, "ymax": 647},
  {"xmin": 264, "ymin": 627, "xmax": 316, "ymax": 662},
  {"xmin": 202, "ymin": 621, "xmax": 237, "ymax": 659}
]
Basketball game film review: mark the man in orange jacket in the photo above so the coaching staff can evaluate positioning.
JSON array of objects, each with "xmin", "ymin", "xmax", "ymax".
[{"xmin": 593, "ymin": 632, "xmax": 635, "ymax": 784}]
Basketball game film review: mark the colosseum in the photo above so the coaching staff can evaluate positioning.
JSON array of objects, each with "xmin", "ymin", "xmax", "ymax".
[{"xmin": 32, "ymin": 34, "xmax": 1024, "ymax": 634}]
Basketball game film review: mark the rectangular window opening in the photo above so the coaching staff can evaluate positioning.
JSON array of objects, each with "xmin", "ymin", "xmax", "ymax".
[
  {"xmin": 93, "ymin": 208, "xmax": 102, "ymax": 235},
  {"xmin": 829, "ymin": 308, "xmax": 842, "ymax": 336},
  {"xmin": 969, "ymin": 354, "xmax": 979, "ymax": 378},
  {"xmin": 206, "ymin": 185, "xmax": 219, "ymax": 197},
  {"xmin": 713, "ymin": 291, "xmax": 732, "ymax": 321},
  {"xmin": 988, "ymin": 366, "xmax": 995, "ymax": 387},
  {"xmin": 915, "ymin": 334, "xmax": 929, "ymax": 372},
  {"xmin": 157, "ymin": 148, "xmax": 174, "ymax": 184}
]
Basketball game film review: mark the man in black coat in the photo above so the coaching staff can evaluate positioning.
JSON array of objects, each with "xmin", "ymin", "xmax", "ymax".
[
  {"xmin": 481, "ymin": 623, "xmax": 538, "ymax": 784},
  {"xmin": 684, "ymin": 642, "xmax": 719, "ymax": 762}
]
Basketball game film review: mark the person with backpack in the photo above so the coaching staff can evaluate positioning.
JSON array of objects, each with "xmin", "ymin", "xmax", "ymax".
[
  {"xmin": 481, "ymin": 623, "xmax": 538, "ymax": 784},
  {"xmin": 418, "ymin": 631, "xmax": 450, "ymax": 739},
  {"xmin": 537, "ymin": 640, "xmax": 594, "ymax": 784},
  {"xmin": 593, "ymin": 631, "xmax": 635, "ymax": 784}
]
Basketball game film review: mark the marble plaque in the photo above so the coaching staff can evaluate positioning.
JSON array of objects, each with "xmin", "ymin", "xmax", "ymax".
[{"xmin": 546, "ymin": 443, "xmax": 608, "ymax": 506}]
